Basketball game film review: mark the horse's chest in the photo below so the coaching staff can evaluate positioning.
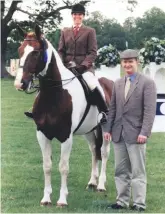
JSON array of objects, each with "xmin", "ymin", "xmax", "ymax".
[{"xmin": 33, "ymin": 90, "xmax": 73, "ymax": 142}]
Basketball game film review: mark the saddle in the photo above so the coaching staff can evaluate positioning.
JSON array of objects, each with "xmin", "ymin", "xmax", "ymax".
[
  {"xmin": 70, "ymin": 68, "xmax": 97, "ymax": 105},
  {"xmin": 70, "ymin": 67, "xmax": 99, "ymax": 133}
]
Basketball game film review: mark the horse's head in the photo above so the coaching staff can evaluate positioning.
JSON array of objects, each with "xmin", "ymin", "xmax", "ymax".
[{"xmin": 15, "ymin": 25, "xmax": 49, "ymax": 91}]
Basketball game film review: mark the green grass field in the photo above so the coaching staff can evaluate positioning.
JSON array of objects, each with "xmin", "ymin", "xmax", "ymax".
[{"xmin": 1, "ymin": 79, "xmax": 165, "ymax": 213}]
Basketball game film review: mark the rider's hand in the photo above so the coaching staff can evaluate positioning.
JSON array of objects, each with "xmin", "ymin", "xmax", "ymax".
[{"xmin": 76, "ymin": 65, "xmax": 87, "ymax": 74}]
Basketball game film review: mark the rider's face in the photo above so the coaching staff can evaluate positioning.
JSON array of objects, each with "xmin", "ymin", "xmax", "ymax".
[{"xmin": 72, "ymin": 13, "xmax": 84, "ymax": 26}]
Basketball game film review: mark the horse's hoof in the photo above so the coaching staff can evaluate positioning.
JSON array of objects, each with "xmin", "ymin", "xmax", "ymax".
[
  {"xmin": 40, "ymin": 201, "xmax": 52, "ymax": 206},
  {"xmin": 86, "ymin": 184, "xmax": 97, "ymax": 191},
  {"xmin": 56, "ymin": 202, "xmax": 68, "ymax": 208}
]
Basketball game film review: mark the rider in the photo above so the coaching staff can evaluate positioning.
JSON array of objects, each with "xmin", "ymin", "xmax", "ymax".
[
  {"xmin": 25, "ymin": 3, "xmax": 109, "ymax": 124},
  {"xmin": 58, "ymin": 3, "xmax": 109, "ymax": 123}
]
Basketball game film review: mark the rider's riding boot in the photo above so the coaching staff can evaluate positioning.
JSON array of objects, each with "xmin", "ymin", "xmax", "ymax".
[
  {"xmin": 24, "ymin": 111, "xmax": 33, "ymax": 119},
  {"xmin": 92, "ymin": 87, "xmax": 109, "ymax": 124}
]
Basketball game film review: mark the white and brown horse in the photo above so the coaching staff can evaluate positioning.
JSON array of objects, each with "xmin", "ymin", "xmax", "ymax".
[{"xmin": 15, "ymin": 25, "xmax": 114, "ymax": 206}]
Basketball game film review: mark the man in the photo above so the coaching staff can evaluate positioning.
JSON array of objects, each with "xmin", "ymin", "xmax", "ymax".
[
  {"xmin": 25, "ymin": 3, "xmax": 109, "ymax": 123},
  {"xmin": 103, "ymin": 49, "xmax": 157, "ymax": 211}
]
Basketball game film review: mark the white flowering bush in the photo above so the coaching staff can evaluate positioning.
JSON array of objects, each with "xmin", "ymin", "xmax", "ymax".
[
  {"xmin": 95, "ymin": 44, "xmax": 120, "ymax": 68},
  {"xmin": 139, "ymin": 37, "xmax": 165, "ymax": 67}
]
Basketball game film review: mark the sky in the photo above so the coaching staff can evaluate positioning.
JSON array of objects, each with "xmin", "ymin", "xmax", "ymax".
[
  {"xmin": 61, "ymin": 0, "xmax": 165, "ymax": 27},
  {"xmin": 12, "ymin": 0, "xmax": 165, "ymax": 27}
]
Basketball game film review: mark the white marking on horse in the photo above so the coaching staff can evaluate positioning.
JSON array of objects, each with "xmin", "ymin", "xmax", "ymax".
[
  {"xmin": 39, "ymin": 41, "xmax": 53, "ymax": 76},
  {"xmin": 57, "ymin": 135, "xmax": 73, "ymax": 206},
  {"xmin": 20, "ymin": 45, "xmax": 34, "ymax": 67},
  {"xmin": 37, "ymin": 131, "xmax": 52, "ymax": 205},
  {"xmin": 14, "ymin": 68, "xmax": 23, "ymax": 89}
]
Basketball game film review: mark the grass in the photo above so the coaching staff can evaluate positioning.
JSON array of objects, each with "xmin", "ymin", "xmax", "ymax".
[{"xmin": 1, "ymin": 79, "xmax": 165, "ymax": 213}]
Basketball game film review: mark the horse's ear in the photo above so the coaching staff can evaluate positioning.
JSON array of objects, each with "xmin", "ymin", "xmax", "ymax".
[
  {"xmin": 35, "ymin": 24, "xmax": 42, "ymax": 40},
  {"xmin": 17, "ymin": 25, "xmax": 27, "ymax": 38}
]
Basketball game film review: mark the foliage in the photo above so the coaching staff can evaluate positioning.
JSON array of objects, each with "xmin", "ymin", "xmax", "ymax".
[
  {"xmin": 46, "ymin": 29, "xmax": 61, "ymax": 49},
  {"xmin": 3, "ymin": 1, "xmax": 165, "ymax": 77},
  {"xmin": 84, "ymin": 7, "xmax": 165, "ymax": 52},
  {"xmin": 84, "ymin": 12, "xmax": 127, "ymax": 50},
  {"xmin": 95, "ymin": 44, "xmax": 120, "ymax": 68},
  {"xmin": 134, "ymin": 7, "xmax": 165, "ymax": 48},
  {"xmin": 139, "ymin": 37, "xmax": 165, "ymax": 67},
  {"xmin": 1, "ymin": 0, "xmax": 90, "ymax": 77}
]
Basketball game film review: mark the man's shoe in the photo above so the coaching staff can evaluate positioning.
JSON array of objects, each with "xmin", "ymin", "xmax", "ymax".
[
  {"xmin": 111, "ymin": 203, "xmax": 124, "ymax": 209},
  {"xmin": 24, "ymin": 112, "xmax": 33, "ymax": 119},
  {"xmin": 131, "ymin": 205, "xmax": 145, "ymax": 212}
]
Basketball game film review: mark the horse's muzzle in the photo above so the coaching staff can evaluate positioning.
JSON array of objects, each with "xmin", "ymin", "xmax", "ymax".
[{"xmin": 21, "ymin": 79, "xmax": 31, "ymax": 90}]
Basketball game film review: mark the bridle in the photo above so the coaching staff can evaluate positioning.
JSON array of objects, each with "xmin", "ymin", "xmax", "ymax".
[{"xmin": 21, "ymin": 37, "xmax": 82, "ymax": 94}]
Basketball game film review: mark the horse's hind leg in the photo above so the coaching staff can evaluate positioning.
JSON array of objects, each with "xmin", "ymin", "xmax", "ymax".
[
  {"xmin": 85, "ymin": 132, "xmax": 99, "ymax": 190},
  {"xmin": 57, "ymin": 135, "xmax": 73, "ymax": 207},
  {"xmin": 37, "ymin": 131, "xmax": 52, "ymax": 206},
  {"xmin": 97, "ymin": 133, "xmax": 110, "ymax": 191}
]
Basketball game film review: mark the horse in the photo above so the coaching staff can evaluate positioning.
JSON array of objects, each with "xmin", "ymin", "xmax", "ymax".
[{"xmin": 15, "ymin": 25, "xmax": 114, "ymax": 207}]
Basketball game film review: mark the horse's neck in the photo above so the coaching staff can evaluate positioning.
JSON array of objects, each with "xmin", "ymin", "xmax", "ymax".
[{"xmin": 46, "ymin": 41, "xmax": 74, "ymax": 81}]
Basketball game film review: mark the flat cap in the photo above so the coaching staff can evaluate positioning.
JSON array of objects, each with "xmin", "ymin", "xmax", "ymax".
[{"xmin": 120, "ymin": 49, "xmax": 138, "ymax": 59}]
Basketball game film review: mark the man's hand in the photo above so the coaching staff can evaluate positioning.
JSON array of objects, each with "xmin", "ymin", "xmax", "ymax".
[
  {"xmin": 137, "ymin": 135, "xmax": 147, "ymax": 144},
  {"xmin": 103, "ymin": 132, "xmax": 111, "ymax": 142}
]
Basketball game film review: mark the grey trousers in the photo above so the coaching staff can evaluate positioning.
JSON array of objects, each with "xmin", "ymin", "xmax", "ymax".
[{"xmin": 113, "ymin": 135, "xmax": 147, "ymax": 209}]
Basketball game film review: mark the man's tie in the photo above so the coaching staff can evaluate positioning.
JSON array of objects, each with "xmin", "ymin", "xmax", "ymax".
[
  {"xmin": 73, "ymin": 26, "xmax": 79, "ymax": 37},
  {"xmin": 125, "ymin": 77, "xmax": 131, "ymax": 99}
]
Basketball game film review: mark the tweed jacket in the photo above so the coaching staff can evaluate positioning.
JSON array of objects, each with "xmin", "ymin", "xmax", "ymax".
[
  {"xmin": 102, "ymin": 72, "xmax": 157, "ymax": 143},
  {"xmin": 58, "ymin": 25, "xmax": 97, "ymax": 72}
]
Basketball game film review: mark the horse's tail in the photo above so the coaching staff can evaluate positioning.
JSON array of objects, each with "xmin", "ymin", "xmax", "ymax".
[{"xmin": 95, "ymin": 125, "xmax": 103, "ymax": 161}]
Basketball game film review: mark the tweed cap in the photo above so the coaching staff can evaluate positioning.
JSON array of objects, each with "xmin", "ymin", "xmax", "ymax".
[{"xmin": 120, "ymin": 49, "xmax": 138, "ymax": 59}]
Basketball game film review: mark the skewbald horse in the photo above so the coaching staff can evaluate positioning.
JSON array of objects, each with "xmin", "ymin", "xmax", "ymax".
[{"xmin": 15, "ymin": 25, "xmax": 114, "ymax": 207}]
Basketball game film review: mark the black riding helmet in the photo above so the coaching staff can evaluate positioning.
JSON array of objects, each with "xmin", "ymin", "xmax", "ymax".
[{"xmin": 71, "ymin": 3, "xmax": 85, "ymax": 15}]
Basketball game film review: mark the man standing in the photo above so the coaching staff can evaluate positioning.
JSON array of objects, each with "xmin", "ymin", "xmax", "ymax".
[{"xmin": 103, "ymin": 49, "xmax": 157, "ymax": 211}]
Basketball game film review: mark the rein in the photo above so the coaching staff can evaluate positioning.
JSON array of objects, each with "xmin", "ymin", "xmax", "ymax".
[{"xmin": 25, "ymin": 69, "xmax": 82, "ymax": 94}]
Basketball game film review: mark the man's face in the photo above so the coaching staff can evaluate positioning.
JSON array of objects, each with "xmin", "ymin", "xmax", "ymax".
[
  {"xmin": 72, "ymin": 13, "xmax": 84, "ymax": 25},
  {"xmin": 121, "ymin": 58, "xmax": 139, "ymax": 75}
]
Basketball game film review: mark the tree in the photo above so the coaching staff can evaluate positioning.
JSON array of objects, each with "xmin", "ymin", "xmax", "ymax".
[
  {"xmin": 46, "ymin": 29, "xmax": 61, "ymax": 49},
  {"xmin": 135, "ymin": 7, "xmax": 165, "ymax": 46},
  {"xmin": 123, "ymin": 17, "xmax": 137, "ymax": 48},
  {"xmin": 84, "ymin": 12, "xmax": 126, "ymax": 50},
  {"xmin": 122, "ymin": 8, "xmax": 165, "ymax": 49},
  {"xmin": 1, "ymin": 0, "xmax": 137, "ymax": 78},
  {"xmin": 1, "ymin": 0, "xmax": 90, "ymax": 78}
]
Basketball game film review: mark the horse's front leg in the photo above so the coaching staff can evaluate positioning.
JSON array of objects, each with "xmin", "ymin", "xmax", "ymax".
[
  {"xmin": 85, "ymin": 132, "xmax": 99, "ymax": 190},
  {"xmin": 97, "ymin": 136, "xmax": 110, "ymax": 191},
  {"xmin": 57, "ymin": 135, "xmax": 73, "ymax": 207},
  {"xmin": 37, "ymin": 131, "xmax": 52, "ymax": 206}
]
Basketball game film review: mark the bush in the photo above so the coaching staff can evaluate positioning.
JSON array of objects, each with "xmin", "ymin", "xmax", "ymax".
[
  {"xmin": 139, "ymin": 37, "xmax": 165, "ymax": 67},
  {"xmin": 95, "ymin": 44, "xmax": 120, "ymax": 68}
]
